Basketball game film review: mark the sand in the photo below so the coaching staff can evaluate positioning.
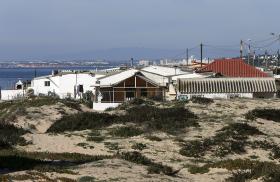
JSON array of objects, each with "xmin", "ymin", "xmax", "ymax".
[{"xmin": 7, "ymin": 98, "xmax": 280, "ymax": 181}]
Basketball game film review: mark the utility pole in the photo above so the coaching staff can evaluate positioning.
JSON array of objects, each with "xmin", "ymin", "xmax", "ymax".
[
  {"xmin": 186, "ymin": 48, "xmax": 189, "ymax": 66},
  {"xmin": 253, "ymin": 51, "xmax": 256, "ymax": 67},
  {"xmin": 130, "ymin": 58, "xmax": 134, "ymax": 68},
  {"xmin": 265, "ymin": 50, "xmax": 268, "ymax": 69},
  {"xmin": 277, "ymin": 49, "xmax": 280, "ymax": 66},
  {"xmin": 240, "ymin": 40, "xmax": 243, "ymax": 58},
  {"xmin": 200, "ymin": 43, "xmax": 203, "ymax": 68},
  {"xmin": 247, "ymin": 44, "xmax": 251, "ymax": 65},
  {"xmin": 277, "ymin": 49, "xmax": 280, "ymax": 75}
]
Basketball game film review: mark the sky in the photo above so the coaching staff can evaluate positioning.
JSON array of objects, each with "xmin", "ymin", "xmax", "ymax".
[{"xmin": 0, "ymin": 0, "xmax": 279, "ymax": 61}]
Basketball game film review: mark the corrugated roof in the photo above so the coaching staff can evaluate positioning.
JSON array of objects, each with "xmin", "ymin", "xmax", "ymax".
[
  {"xmin": 198, "ymin": 58, "xmax": 269, "ymax": 77},
  {"xmin": 141, "ymin": 66, "xmax": 189, "ymax": 76},
  {"xmin": 178, "ymin": 77, "xmax": 277, "ymax": 93}
]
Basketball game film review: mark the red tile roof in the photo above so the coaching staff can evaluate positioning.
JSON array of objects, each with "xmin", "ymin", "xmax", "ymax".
[{"xmin": 198, "ymin": 58, "xmax": 269, "ymax": 77}]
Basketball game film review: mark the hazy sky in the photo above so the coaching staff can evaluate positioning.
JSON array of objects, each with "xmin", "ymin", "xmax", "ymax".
[{"xmin": 0, "ymin": 0, "xmax": 279, "ymax": 60}]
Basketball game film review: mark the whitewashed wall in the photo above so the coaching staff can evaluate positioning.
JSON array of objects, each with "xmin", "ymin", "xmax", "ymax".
[
  {"xmin": 31, "ymin": 73, "xmax": 104, "ymax": 99},
  {"xmin": 93, "ymin": 103, "xmax": 120, "ymax": 111},
  {"xmin": 0, "ymin": 90, "xmax": 25, "ymax": 100},
  {"xmin": 32, "ymin": 76, "xmax": 60, "ymax": 96}
]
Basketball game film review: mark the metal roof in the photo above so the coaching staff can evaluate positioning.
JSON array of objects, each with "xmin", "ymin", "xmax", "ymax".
[
  {"xmin": 172, "ymin": 73, "xmax": 208, "ymax": 81},
  {"xmin": 141, "ymin": 66, "xmax": 189, "ymax": 77},
  {"xmin": 178, "ymin": 77, "xmax": 277, "ymax": 93},
  {"xmin": 97, "ymin": 69, "xmax": 139, "ymax": 86},
  {"xmin": 198, "ymin": 58, "xmax": 269, "ymax": 77}
]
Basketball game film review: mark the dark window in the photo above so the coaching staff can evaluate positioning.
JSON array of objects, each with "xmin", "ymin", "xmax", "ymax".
[
  {"xmin": 44, "ymin": 81, "xmax": 50, "ymax": 87},
  {"xmin": 78, "ymin": 85, "xmax": 84, "ymax": 93},
  {"xmin": 141, "ymin": 88, "xmax": 147, "ymax": 97},
  {"xmin": 16, "ymin": 85, "xmax": 22, "ymax": 90},
  {"xmin": 126, "ymin": 88, "xmax": 135, "ymax": 98}
]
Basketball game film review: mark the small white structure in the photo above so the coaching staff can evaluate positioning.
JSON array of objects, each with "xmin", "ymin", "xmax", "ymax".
[
  {"xmin": 0, "ymin": 89, "xmax": 25, "ymax": 100},
  {"xmin": 177, "ymin": 77, "xmax": 277, "ymax": 100},
  {"xmin": 30, "ymin": 71, "xmax": 105, "ymax": 99}
]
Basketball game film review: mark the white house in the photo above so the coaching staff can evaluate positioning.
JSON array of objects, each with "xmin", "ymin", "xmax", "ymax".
[{"xmin": 30, "ymin": 71, "xmax": 105, "ymax": 99}]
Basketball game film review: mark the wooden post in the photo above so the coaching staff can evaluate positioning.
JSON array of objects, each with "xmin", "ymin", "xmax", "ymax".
[{"xmin": 113, "ymin": 87, "xmax": 115, "ymax": 103}]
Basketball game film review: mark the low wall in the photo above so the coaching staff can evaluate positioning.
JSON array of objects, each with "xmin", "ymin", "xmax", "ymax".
[
  {"xmin": 179, "ymin": 93, "xmax": 254, "ymax": 100},
  {"xmin": 0, "ymin": 90, "xmax": 25, "ymax": 100},
  {"xmin": 93, "ymin": 103, "xmax": 120, "ymax": 111}
]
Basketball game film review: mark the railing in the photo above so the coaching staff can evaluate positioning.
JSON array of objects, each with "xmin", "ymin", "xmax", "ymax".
[{"xmin": 95, "ymin": 90, "xmax": 164, "ymax": 103}]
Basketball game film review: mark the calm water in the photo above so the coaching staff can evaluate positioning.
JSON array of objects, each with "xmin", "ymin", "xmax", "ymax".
[{"xmin": 0, "ymin": 66, "xmax": 111, "ymax": 89}]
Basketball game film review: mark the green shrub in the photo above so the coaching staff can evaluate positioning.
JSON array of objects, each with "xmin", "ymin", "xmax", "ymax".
[
  {"xmin": 0, "ymin": 149, "xmax": 112, "ymax": 172},
  {"xmin": 104, "ymin": 142, "xmax": 120, "ymax": 150},
  {"xmin": 109, "ymin": 126, "xmax": 143, "ymax": 137},
  {"xmin": 227, "ymin": 170, "xmax": 252, "ymax": 182},
  {"xmin": 105, "ymin": 107, "xmax": 115, "ymax": 111},
  {"xmin": 245, "ymin": 109, "xmax": 280, "ymax": 122},
  {"xmin": 47, "ymin": 112, "xmax": 118, "ymax": 133},
  {"xmin": 120, "ymin": 151, "xmax": 174, "ymax": 176},
  {"xmin": 147, "ymin": 163, "xmax": 174, "ymax": 175},
  {"xmin": 0, "ymin": 150, "xmax": 111, "ymax": 163},
  {"xmin": 87, "ymin": 136, "xmax": 105, "ymax": 143},
  {"xmin": 120, "ymin": 151, "xmax": 152, "ymax": 166},
  {"xmin": 78, "ymin": 176, "xmax": 96, "ymax": 182},
  {"xmin": 123, "ymin": 105, "xmax": 198, "ymax": 133},
  {"xmin": 145, "ymin": 135, "xmax": 162, "ymax": 141},
  {"xmin": 191, "ymin": 97, "xmax": 214, "ymax": 104},
  {"xmin": 60, "ymin": 99, "xmax": 82, "ymax": 111},
  {"xmin": 179, "ymin": 139, "xmax": 213, "ymax": 158},
  {"xmin": 48, "ymin": 104, "xmax": 197, "ymax": 134},
  {"xmin": 0, "ymin": 123, "xmax": 27, "ymax": 149},
  {"xmin": 132, "ymin": 143, "xmax": 147, "ymax": 151},
  {"xmin": 116, "ymin": 98, "xmax": 155, "ymax": 110},
  {"xmin": 207, "ymin": 159, "xmax": 280, "ymax": 181},
  {"xmin": 180, "ymin": 123, "xmax": 263, "ymax": 158},
  {"xmin": 187, "ymin": 165, "xmax": 210, "ymax": 174}
]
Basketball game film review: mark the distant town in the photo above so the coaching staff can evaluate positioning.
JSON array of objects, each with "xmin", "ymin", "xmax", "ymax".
[
  {"xmin": 0, "ymin": 60, "xmax": 110, "ymax": 68},
  {"xmin": 0, "ymin": 52, "xmax": 279, "ymax": 69}
]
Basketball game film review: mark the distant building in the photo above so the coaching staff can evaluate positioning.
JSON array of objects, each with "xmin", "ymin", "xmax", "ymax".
[
  {"xmin": 138, "ymin": 60, "xmax": 152, "ymax": 66},
  {"xmin": 140, "ymin": 65, "xmax": 209, "ymax": 100},
  {"xmin": 198, "ymin": 58, "xmax": 269, "ymax": 77}
]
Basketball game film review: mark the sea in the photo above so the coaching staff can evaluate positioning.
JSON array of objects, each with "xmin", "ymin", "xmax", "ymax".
[{"xmin": 0, "ymin": 66, "xmax": 113, "ymax": 89}]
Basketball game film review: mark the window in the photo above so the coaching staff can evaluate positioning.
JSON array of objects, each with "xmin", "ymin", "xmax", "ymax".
[
  {"xmin": 44, "ymin": 81, "xmax": 50, "ymax": 87},
  {"xmin": 78, "ymin": 85, "xmax": 84, "ymax": 93},
  {"xmin": 126, "ymin": 88, "xmax": 135, "ymax": 98},
  {"xmin": 140, "ymin": 88, "xmax": 147, "ymax": 97}
]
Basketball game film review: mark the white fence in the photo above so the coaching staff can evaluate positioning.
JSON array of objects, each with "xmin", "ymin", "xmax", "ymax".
[
  {"xmin": 0, "ymin": 90, "xmax": 25, "ymax": 100},
  {"xmin": 93, "ymin": 103, "xmax": 120, "ymax": 111}
]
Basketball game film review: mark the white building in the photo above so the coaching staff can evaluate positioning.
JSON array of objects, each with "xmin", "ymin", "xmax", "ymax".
[
  {"xmin": 177, "ymin": 77, "xmax": 277, "ymax": 100},
  {"xmin": 138, "ymin": 60, "xmax": 152, "ymax": 66},
  {"xmin": 30, "ymin": 71, "xmax": 105, "ymax": 99},
  {"xmin": 140, "ymin": 65, "xmax": 209, "ymax": 100}
]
